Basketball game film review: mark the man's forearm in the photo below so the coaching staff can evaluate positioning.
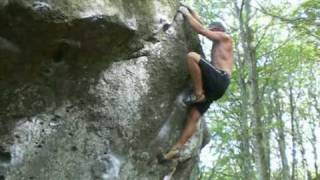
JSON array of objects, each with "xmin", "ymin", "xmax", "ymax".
[
  {"xmin": 180, "ymin": 4, "xmax": 203, "ymax": 25},
  {"xmin": 184, "ymin": 12, "xmax": 205, "ymax": 34},
  {"xmin": 188, "ymin": 9, "xmax": 203, "ymax": 25}
]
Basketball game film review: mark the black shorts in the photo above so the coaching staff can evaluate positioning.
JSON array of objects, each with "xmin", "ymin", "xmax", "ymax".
[{"xmin": 193, "ymin": 58, "xmax": 230, "ymax": 114}]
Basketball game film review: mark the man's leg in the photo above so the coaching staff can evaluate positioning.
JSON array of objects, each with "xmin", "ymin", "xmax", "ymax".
[
  {"xmin": 174, "ymin": 107, "xmax": 202, "ymax": 147},
  {"xmin": 163, "ymin": 107, "xmax": 202, "ymax": 160},
  {"xmin": 185, "ymin": 52, "xmax": 204, "ymax": 98},
  {"xmin": 158, "ymin": 52, "xmax": 204, "ymax": 162}
]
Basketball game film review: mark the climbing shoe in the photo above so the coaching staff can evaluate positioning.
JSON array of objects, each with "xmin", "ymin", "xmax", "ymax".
[
  {"xmin": 183, "ymin": 93, "xmax": 206, "ymax": 106},
  {"xmin": 157, "ymin": 148, "xmax": 180, "ymax": 164}
]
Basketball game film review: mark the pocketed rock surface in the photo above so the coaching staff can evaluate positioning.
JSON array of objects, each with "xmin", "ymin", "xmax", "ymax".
[{"xmin": 0, "ymin": 0, "xmax": 209, "ymax": 179}]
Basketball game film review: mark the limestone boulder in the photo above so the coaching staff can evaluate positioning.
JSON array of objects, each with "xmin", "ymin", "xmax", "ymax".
[{"xmin": 0, "ymin": 0, "xmax": 208, "ymax": 179}]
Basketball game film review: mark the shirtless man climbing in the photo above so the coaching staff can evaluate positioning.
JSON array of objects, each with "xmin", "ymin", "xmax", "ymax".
[{"xmin": 158, "ymin": 5, "xmax": 233, "ymax": 162}]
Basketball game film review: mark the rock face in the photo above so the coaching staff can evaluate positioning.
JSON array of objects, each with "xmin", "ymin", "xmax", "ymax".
[{"xmin": 0, "ymin": 0, "xmax": 208, "ymax": 179}]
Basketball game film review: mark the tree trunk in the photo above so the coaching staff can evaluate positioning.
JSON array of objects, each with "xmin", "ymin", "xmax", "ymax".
[
  {"xmin": 264, "ymin": 96, "xmax": 272, "ymax": 180},
  {"xmin": 236, "ymin": 0, "xmax": 270, "ymax": 179},
  {"xmin": 289, "ymin": 81, "xmax": 297, "ymax": 180},
  {"xmin": 296, "ymin": 116, "xmax": 309, "ymax": 179},
  {"xmin": 309, "ymin": 86, "xmax": 320, "ymax": 179},
  {"xmin": 310, "ymin": 117, "xmax": 319, "ymax": 179},
  {"xmin": 274, "ymin": 91, "xmax": 290, "ymax": 180},
  {"xmin": 238, "ymin": 71, "xmax": 254, "ymax": 180},
  {"xmin": 235, "ymin": 36, "xmax": 254, "ymax": 180}
]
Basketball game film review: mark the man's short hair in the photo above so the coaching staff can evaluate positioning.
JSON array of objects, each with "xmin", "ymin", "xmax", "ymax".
[{"xmin": 208, "ymin": 22, "xmax": 226, "ymax": 32}]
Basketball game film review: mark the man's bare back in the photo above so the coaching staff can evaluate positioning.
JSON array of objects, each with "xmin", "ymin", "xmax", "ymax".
[{"xmin": 211, "ymin": 37, "xmax": 233, "ymax": 76}]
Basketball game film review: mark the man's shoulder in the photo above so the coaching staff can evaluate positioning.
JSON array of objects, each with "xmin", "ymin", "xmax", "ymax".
[
  {"xmin": 220, "ymin": 34, "xmax": 233, "ymax": 48},
  {"xmin": 223, "ymin": 33, "xmax": 232, "ymax": 42},
  {"xmin": 213, "ymin": 32, "xmax": 232, "ymax": 42}
]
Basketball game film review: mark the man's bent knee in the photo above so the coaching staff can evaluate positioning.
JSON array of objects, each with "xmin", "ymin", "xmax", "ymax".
[{"xmin": 186, "ymin": 52, "xmax": 201, "ymax": 63}]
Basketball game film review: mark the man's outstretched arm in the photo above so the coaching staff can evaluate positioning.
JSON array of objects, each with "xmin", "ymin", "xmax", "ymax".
[
  {"xmin": 179, "ymin": 7, "xmax": 228, "ymax": 41},
  {"xmin": 179, "ymin": 7, "xmax": 206, "ymax": 34},
  {"xmin": 180, "ymin": 4, "xmax": 203, "ymax": 25}
]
